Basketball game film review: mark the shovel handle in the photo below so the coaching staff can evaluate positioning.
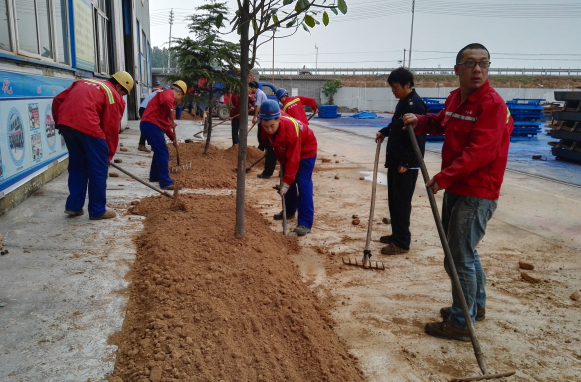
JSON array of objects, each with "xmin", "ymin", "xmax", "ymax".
[
  {"xmin": 109, "ymin": 162, "xmax": 172, "ymax": 198},
  {"xmin": 405, "ymin": 124, "xmax": 488, "ymax": 375},
  {"xmin": 363, "ymin": 141, "xmax": 381, "ymax": 265},
  {"xmin": 247, "ymin": 122, "xmax": 257, "ymax": 134},
  {"xmin": 173, "ymin": 126, "xmax": 180, "ymax": 165},
  {"xmin": 281, "ymin": 165, "xmax": 288, "ymax": 235},
  {"xmin": 246, "ymin": 155, "xmax": 266, "ymax": 173},
  {"xmin": 193, "ymin": 114, "xmax": 241, "ymax": 137}
]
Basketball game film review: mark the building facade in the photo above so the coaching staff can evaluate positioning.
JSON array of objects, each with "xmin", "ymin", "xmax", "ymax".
[{"xmin": 0, "ymin": 0, "xmax": 152, "ymax": 213}]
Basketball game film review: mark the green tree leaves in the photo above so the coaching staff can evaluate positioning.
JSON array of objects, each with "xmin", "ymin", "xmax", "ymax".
[
  {"xmin": 338, "ymin": 0, "xmax": 348, "ymax": 14},
  {"xmin": 322, "ymin": 11, "xmax": 329, "ymax": 26}
]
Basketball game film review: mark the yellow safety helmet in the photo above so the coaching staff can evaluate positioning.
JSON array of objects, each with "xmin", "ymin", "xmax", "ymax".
[
  {"xmin": 171, "ymin": 80, "xmax": 187, "ymax": 94},
  {"xmin": 111, "ymin": 70, "xmax": 134, "ymax": 93}
]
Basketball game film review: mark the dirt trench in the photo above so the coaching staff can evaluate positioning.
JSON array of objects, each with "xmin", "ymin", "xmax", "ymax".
[{"xmin": 109, "ymin": 193, "xmax": 365, "ymax": 382}]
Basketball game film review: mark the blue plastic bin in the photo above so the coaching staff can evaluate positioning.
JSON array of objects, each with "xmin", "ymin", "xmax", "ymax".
[{"xmin": 175, "ymin": 107, "xmax": 183, "ymax": 120}]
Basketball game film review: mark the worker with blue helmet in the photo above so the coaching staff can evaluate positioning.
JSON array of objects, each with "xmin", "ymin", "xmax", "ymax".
[{"xmin": 259, "ymin": 100, "xmax": 318, "ymax": 236}]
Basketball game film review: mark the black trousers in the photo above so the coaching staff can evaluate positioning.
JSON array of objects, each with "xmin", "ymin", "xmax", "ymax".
[
  {"xmin": 138, "ymin": 107, "xmax": 147, "ymax": 146},
  {"xmin": 257, "ymin": 122, "xmax": 277, "ymax": 176},
  {"xmin": 387, "ymin": 166, "xmax": 419, "ymax": 250}
]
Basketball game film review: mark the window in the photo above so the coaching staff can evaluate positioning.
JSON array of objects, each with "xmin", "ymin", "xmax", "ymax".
[
  {"xmin": 0, "ymin": 0, "xmax": 11, "ymax": 51},
  {"xmin": 3, "ymin": 0, "xmax": 70, "ymax": 64},
  {"xmin": 141, "ymin": 31, "xmax": 147, "ymax": 85},
  {"xmin": 54, "ymin": 0, "xmax": 69, "ymax": 64},
  {"xmin": 14, "ymin": 0, "xmax": 52, "ymax": 58},
  {"xmin": 94, "ymin": 0, "xmax": 109, "ymax": 74}
]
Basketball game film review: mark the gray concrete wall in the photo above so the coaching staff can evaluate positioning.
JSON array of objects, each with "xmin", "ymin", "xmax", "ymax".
[
  {"xmin": 324, "ymin": 86, "xmax": 571, "ymax": 112},
  {"xmin": 271, "ymin": 78, "xmax": 327, "ymax": 104}
]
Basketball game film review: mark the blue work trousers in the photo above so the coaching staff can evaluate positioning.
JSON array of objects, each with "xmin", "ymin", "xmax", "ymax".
[
  {"xmin": 140, "ymin": 121, "xmax": 174, "ymax": 188},
  {"xmin": 61, "ymin": 126, "xmax": 108, "ymax": 218},
  {"xmin": 284, "ymin": 155, "xmax": 316, "ymax": 228},
  {"xmin": 442, "ymin": 191, "xmax": 497, "ymax": 330}
]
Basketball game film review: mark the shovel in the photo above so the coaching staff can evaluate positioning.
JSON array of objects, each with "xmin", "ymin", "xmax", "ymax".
[
  {"xmin": 342, "ymin": 140, "xmax": 385, "ymax": 270},
  {"xmin": 405, "ymin": 124, "xmax": 515, "ymax": 382},
  {"xmin": 193, "ymin": 114, "xmax": 240, "ymax": 138},
  {"xmin": 109, "ymin": 162, "xmax": 173, "ymax": 199}
]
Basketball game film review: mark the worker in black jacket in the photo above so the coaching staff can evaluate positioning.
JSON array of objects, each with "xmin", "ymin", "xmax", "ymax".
[{"xmin": 375, "ymin": 67, "xmax": 428, "ymax": 255}]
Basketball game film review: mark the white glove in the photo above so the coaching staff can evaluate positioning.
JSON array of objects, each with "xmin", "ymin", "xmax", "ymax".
[{"xmin": 279, "ymin": 182, "xmax": 290, "ymax": 196}]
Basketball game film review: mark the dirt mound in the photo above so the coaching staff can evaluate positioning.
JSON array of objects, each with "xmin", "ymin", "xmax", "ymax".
[
  {"xmin": 168, "ymin": 143, "xmax": 265, "ymax": 189},
  {"xmin": 110, "ymin": 195, "xmax": 365, "ymax": 382},
  {"xmin": 178, "ymin": 110, "xmax": 203, "ymax": 121}
]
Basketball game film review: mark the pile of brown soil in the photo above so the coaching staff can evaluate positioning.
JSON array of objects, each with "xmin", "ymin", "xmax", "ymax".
[
  {"xmin": 110, "ymin": 194, "xmax": 365, "ymax": 382},
  {"xmin": 168, "ymin": 143, "xmax": 264, "ymax": 189},
  {"xmin": 178, "ymin": 110, "xmax": 203, "ymax": 121}
]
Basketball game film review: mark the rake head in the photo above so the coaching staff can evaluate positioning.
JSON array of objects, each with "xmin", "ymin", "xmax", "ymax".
[
  {"xmin": 342, "ymin": 250, "xmax": 385, "ymax": 270},
  {"xmin": 169, "ymin": 162, "xmax": 192, "ymax": 173}
]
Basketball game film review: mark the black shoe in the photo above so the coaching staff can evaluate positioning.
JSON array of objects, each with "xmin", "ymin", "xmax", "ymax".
[
  {"xmin": 424, "ymin": 320, "xmax": 471, "ymax": 342},
  {"xmin": 257, "ymin": 173, "xmax": 271, "ymax": 179},
  {"xmin": 440, "ymin": 307, "xmax": 485, "ymax": 321},
  {"xmin": 273, "ymin": 211, "xmax": 296, "ymax": 220},
  {"xmin": 379, "ymin": 235, "xmax": 395, "ymax": 244}
]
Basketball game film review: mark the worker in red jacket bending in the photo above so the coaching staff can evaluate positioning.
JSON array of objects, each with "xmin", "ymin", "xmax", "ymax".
[
  {"xmin": 140, "ymin": 80, "xmax": 187, "ymax": 190},
  {"xmin": 403, "ymin": 43, "xmax": 514, "ymax": 342},
  {"xmin": 259, "ymin": 100, "xmax": 318, "ymax": 236},
  {"xmin": 52, "ymin": 71, "xmax": 134, "ymax": 220},
  {"xmin": 275, "ymin": 89, "xmax": 318, "ymax": 125}
]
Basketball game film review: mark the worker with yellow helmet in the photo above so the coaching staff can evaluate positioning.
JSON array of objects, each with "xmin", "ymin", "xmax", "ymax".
[
  {"xmin": 140, "ymin": 80, "xmax": 187, "ymax": 190},
  {"xmin": 52, "ymin": 70, "xmax": 134, "ymax": 220}
]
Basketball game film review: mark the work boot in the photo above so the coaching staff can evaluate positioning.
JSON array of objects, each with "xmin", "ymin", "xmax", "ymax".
[
  {"xmin": 379, "ymin": 235, "xmax": 395, "ymax": 244},
  {"xmin": 380, "ymin": 243, "xmax": 409, "ymax": 255},
  {"xmin": 138, "ymin": 145, "xmax": 151, "ymax": 153},
  {"xmin": 293, "ymin": 225, "xmax": 311, "ymax": 236},
  {"xmin": 273, "ymin": 211, "xmax": 296, "ymax": 220},
  {"xmin": 424, "ymin": 320, "xmax": 471, "ymax": 342},
  {"xmin": 90, "ymin": 210, "xmax": 117, "ymax": 220},
  {"xmin": 162, "ymin": 184, "xmax": 183, "ymax": 190},
  {"xmin": 440, "ymin": 307, "xmax": 486, "ymax": 322},
  {"xmin": 257, "ymin": 173, "xmax": 271, "ymax": 179},
  {"xmin": 64, "ymin": 209, "xmax": 84, "ymax": 217}
]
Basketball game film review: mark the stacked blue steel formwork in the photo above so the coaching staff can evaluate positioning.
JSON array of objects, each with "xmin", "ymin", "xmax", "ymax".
[
  {"xmin": 422, "ymin": 97, "xmax": 446, "ymax": 141},
  {"xmin": 506, "ymin": 99, "xmax": 545, "ymax": 139},
  {"xmin": 317, "ymin": 105, "xmax": 341, "ymax": 118},
  {"xmin": 548, "ymin": 91, "xmax": 581, "ymax": 163}
]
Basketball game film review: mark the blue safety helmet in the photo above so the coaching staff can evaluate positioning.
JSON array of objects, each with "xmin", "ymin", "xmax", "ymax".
[
  {"xmin": 155, "ymin": 80, "xmax": 160, "ymax": 85},
  {"xmin": 259, "ymin": 100, "xmax": 281, "ymax": 120},
  {"xmin": 275, "ymin": 88, "xmax": 288, "ymax": 100}
]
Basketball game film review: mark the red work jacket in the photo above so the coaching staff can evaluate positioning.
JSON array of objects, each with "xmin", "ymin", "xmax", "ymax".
[
  {"xmin": 52, "ymin": 79, "xmax": 126, "ymax": 161},
  {"xmin": 415, "ymin": 80, "xmax": 514, "ymax": 199},
  {"xmin": 141, "ymin": 89, "xmax": 176, "ymax": 141},
  {"xmin": 262, "ymin": 112, "xmax": 317, "ymax": 185},
  {"xmin": 281, "ymin": 96, "xmax": 317, "ymax": 125}
]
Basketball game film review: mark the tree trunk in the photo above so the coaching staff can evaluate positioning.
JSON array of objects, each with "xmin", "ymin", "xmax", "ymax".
[
  {"xmin": 235, "ymin": 1, "xmax": 251, "ymax": 238},
  {"xmin": 204, "ymin": 104, "xmax": 213, "ymax": 154}
]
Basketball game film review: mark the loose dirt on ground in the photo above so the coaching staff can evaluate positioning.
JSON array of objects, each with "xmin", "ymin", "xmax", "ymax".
[
  {"xmin": 109, "ymin": 194, "xmax": 365, "ymax": 382},
  {"xmin": 178, "ymin": 110, "xmax": 203, "ymax": 121},
  {"xmin": 167, "ymin": 143, "xmax": 264, "ymax": 189}
]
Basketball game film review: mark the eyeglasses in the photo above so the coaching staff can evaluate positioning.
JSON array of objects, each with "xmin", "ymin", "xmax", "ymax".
[{"xmin": 457, "ymin": 61, "xmax": 491, "ymax": 69}]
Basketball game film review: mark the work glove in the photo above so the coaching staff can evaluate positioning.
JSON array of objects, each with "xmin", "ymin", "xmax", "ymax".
[{"xmin": 279, "ymin": 182, "xmax": 290, "ymax": 196}]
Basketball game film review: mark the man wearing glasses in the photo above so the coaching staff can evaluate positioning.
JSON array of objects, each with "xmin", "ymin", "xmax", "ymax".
[{"xmin": 403, "ymin": 43, "xmax": 514, "ymax": 341}]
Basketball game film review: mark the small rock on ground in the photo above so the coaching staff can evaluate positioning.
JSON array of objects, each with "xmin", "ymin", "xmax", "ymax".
[
  {"xmin": 519, "ymin": 260, "xmax": 534, "ymax": 270},
  {"xmin": 382, "ymin": 217, "xmax": 391, "ymax": 224},
  {"xmin": 109, "ymin": 173, "xmax": 119, "ymax": 177},
  {"xmin": 352, "ymin": 219, "xmax": 360, "ymax": 225},
  {"xmin": 114, "ymin": 159, "xmax": 122, "ymax": 163},
  {"xmin": 571, "ymin": 291, "xmax": 580, "ymax": 301},
  {"xmin": 120, "ymin": 148, "xmax": 128, "ymax": 152},
  {"xmin": 521, "ymin": 271, "xmax": 541, "ymax": 283},
  {"xmin": 149, "ymin": 366, "xmax": 163, "ymax": 382},
  {"xmin": 334, "ymin": 175, "xmax": 340, "ymax": 179}
]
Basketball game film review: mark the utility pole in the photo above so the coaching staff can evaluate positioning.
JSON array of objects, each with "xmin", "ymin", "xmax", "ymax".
[
  {"xmin": 403, "ymin": 49, "xmax": 406, "ymax": 68},
  {"xmin": 408, "ymin": 0, "xmax": 415, "ymax": 69},
  {"xmin": 167, "ymin": 9, "xmax": 174, "ymax": 73},
  {"xmin": 315, "ymin": 44, "xmax": 318, "ymax": 74}
]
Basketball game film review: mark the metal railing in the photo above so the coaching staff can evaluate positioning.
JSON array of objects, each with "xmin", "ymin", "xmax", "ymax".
[
  {"xmin": 256, "ymin": 67, "xmax": 581, "ymax": 76},
  {"xmin": 154, "ymin": 67, "xmax": 581, "ymax": 76}
]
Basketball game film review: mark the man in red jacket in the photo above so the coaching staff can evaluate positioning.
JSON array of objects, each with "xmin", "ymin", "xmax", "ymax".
[
  {"xmin": 140, "ymin": 80, "xmax": 186, "ymax": 190},
  {"xmin": 52, "ymin": 71, "xmax": 134, "ymax": 220},
  {"xmin": 275, "ymin": 88, "xmax": 318, "ymax": 125},
  {"xmin": 259, "ymin": 100, "xmax": 318, "ymax": 236},
  {"xmin": 403, "ymin": 43, "xmax": 514, "ymax": 341}
]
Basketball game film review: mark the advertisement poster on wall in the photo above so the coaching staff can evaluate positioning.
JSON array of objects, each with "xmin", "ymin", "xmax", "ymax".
[
  {"xmin": 74, "ymin": 0, "xmax": 96, "ymax": 72},
  {"xmin": 0, "ymin": 71, "xmax": 72, "ymax": 196}
]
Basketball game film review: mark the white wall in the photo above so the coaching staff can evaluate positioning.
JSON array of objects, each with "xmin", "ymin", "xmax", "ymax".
[{"xmin": 322, "ymin": 87, "xmax": 572, "ymax": 113}]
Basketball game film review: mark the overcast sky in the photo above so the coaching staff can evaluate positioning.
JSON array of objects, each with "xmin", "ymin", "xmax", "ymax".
[{"xmin": 149, "ymin": 0, "xmax": 581, "ymax": 70}]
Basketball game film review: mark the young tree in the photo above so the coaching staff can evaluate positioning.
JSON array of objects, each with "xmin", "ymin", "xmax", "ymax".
[
  {"xmin": 170, "ymin": 0, "xmax": 241, "ymax": 153},
  {"xmin": 151, "ymin": 46, "xmax": 176, "ymax": 70},
  {"xmin": 231, "ymin": 0, "xmax": 348, "ymax": 237}
]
